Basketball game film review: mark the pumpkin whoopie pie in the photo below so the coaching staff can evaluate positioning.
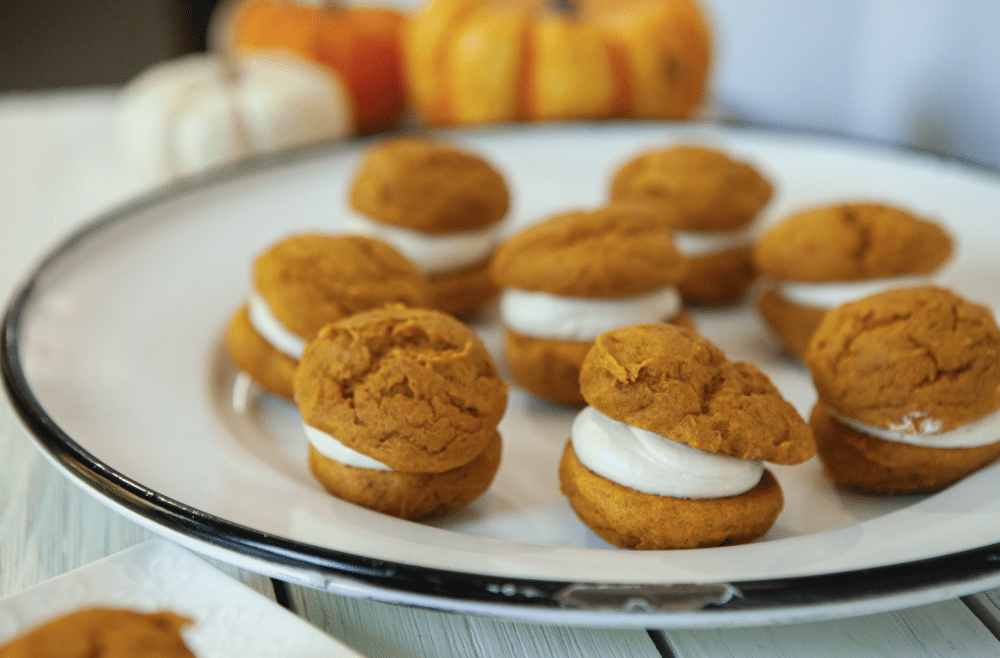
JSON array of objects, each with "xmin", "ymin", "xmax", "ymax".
[
  {"xmin": 560, "ymin": 323, "xmax": 816, "ymax": 550},
  {"xmin": 489, "ymin": 203, "xmax": 693, "ymax": 406},
  {"xmin": 293, "ymin": 305, "xmax": 508, "ymax": 519},
  {"xmin": 347, "ymin": 136, "xmax": 510, "ymax": 318},
  {"xmin": 609, "ymin": 145, "xmax": 774, "ymax": 306},
  {"xmin": 224, "ymin": 233, "xmax": 428, "ymax": 400},
  {"xmin": 753, "ymin": 202, "xmax": 954, "ymax": 358},
  {"xmin": 804, "ymin": 286, "xmax": 1000, "ymax": 494}
]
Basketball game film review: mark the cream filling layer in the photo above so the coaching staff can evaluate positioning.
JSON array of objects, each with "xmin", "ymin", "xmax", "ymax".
[
  {"xmin": 829, "ymin": 406, "xmax": 1000, "ymax": 449},
  {"xmin": 247, "ymin": 291, "xmax": 307, "ymax": 360},
  {"xmin": 570, "ymin": 406, "xmax": 764, "ymax": 499},
  {"xmin": 345, "ymin": 214, "xmax": 501, "ymax": 274},
  {"xmin": 304, "ymin": 423, "xmax": 392, "ymax": 471},
  {"xmin": 500, "ymin": 285, "xmax": 682, "ymax": 342},
  {"xmin": 777, "ymin": 274, "xmax": 937, "ymax": 309},
  {"xmin": 672, "ymin": 226, "xmax": 755, "ymax": 258}
]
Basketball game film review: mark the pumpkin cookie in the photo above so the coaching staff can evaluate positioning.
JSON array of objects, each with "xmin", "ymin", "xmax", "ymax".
[
  {"xmin": 348, "ymin": 137, "xmax": 510, "ymax": 318},
  {"xmin": 609, "ymin": 145, "xmax": 774, "ymax": 306},
  {"xmin": 0, "ymin": 608, "xmax": 195, "ymax": 657},
  {"xmin": 560, "ymin": 323, "xmax": 815, "ymax": 550},
  {"xmin": 293, "ymin": 305, "xmax": 508, "ymax": 518},
  {"xmin": 490, "ymin": 204, "xmax": 693, "ymax": 406},
  {"xmin": 224, "ymin": 233, "xmax": 428, "ymax": 400},
  {"xmin": 804, "ymin": 286, "xmax": 1000, "ymax": 494},
  {"xmin": 753, "ymin": 202, "xmax": 954, "ymax": 358}
]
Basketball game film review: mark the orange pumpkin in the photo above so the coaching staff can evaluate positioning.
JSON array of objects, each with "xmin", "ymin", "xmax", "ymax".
[
  {"xmin": 404, "ymin": 0, "xmax": 712, "ymax": 126},
  {"xmin": 217, "ymin": 0, "xmax": 407, "ymax": 135}
]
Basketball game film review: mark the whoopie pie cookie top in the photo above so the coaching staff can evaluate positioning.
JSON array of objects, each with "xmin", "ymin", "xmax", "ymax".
[
  {"xmin": 579, "ymin": 323, "xmax": 816, "ymax": 464},
  {"xmin": 753, "ymin": 202, "xmax": 953, "ymax": 283},
  {"xmin": 489, "ymin": 204, "xmax": 686, "ymax": 298},
  {"xmin": 608, "ymin": 145, "xmax": 774, "ymax": 232},
  {"xmin": 349, "ymin": 137, "xmax": 509, "ymax": 234},
  {"xmin": 253, "ymin": 233, "xmax": 428, "ymax": 341},
  {"xmin": 805, "ymin": 285, "xmax": 1000, "ymax": 431}
]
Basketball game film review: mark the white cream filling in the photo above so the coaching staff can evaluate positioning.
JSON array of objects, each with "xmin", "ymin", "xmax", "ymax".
[
  {"xmin": 499, "ymin": 285, "xmax": 681, "ymax": 342},
  {"xmin": 304, "ymin": 423, "xmax": 392, "ymax": 471},
  {"xmin": 829, "ymin": 406, "xmax": 1000, "ymax": 449},
  {"xmin": 777, "ymin": 274, "xmax": 937, "ymax": 309},
  {"xmin": 247, "ymin": 290, "xmax": 307, "ymax": 360},
  {"xmin": 570, "ymin": 406, "xmax": 764, "ymax": 499},
  {"xmin": 672, "ymin": 226, "xmax": 755, "ymax": 258},
  {"xmin": 345, "ymin": 213, "xmax": 501, "ymax": 274}
]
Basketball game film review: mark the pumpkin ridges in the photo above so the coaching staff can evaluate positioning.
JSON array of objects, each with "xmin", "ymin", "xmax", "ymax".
[
  {"xmin": 604, "ymin": 38, "xmax": 631, "ymax": 118},
  {"xmin": 516, "ymin": 14, "xmax": 536, "ymax": 120},
  {"xmin": 446, "ymin": 11, "xmax": 528, "ymax": 124},
  {"xmin": 316, "ymin": 7, "xmax": 406, "ymax": 134},
  {"xmin": 587, "ymin": 0, "xmax": 711, "ymax": 117},
  {"xmin": 528, "ymin": 15, "xmax": 621, "ymax": 120},
  {"xmin": 404, "ymin": 0, "xmax": 711, "ymax": 125},
  {"xmin": 403, "ymin": 0, "xmax": 479, "ymax": 125}
]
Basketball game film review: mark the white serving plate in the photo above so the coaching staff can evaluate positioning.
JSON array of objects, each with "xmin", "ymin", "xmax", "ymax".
[
  {"xmin": 4, "ymin": 122, "xmax": 1000, "ymax": 628},
  {"xmin": 0, "ymin": 538, "xmax": 362, "ymax": 657}
]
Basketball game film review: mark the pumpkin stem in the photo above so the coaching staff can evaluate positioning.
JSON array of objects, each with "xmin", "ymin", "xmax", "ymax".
[
  {"xmin": 550, "ymin": 0, "xmax": 576, "ymax": 14},
  {"xmin": 321, "ymin": 0, "xmax": 344, "ymax": 13}
]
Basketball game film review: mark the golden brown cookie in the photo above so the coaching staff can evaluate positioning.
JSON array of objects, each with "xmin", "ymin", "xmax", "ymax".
[
  {"xmin": 754, "ymin": 203, "xmax": 953, "ymax": 282},
  {"xmin": 806, "ymin": 286, "xmax": 1000, "ymax": 431},
  {"xmin": 561, "ymin": 323, "xmax": 813, "ymax": 550},
  {"xmin": 224, "ymin": 305, "xmax": 298, "ymax": 400},
  {"xmin": 308, "ymin": 430, "xmax": 502, "ymax": 519},
  {"xmin": 809, "ymin": 404, "xmax": 1000, "ymax": 494},
  {"xmin": 608, "ymin": 146, "xmax": 774, "ymax": 307},
  {"xmin": 609, "ymin": 145, "xmax": 774, "ymax": 232},
  {"xmin": 490, "ymin": 205, "xmax": 690, "ymax": 405},
  {"xmin": 559, "ymin": 441, "xmax": 784, "ymax": 549},
  {"xmin": 348, "ymin": 137, "xmax": 509, "ymax": 316},
  {"xmin": 580, "ymin": 323, "xmax": 816, "ymax": 463},
  {"xmin": 224, "ymin": 233, "xmax": 428, "ymax": 400},
  {"xmin": 490, "ymin": 204, "xmax": 686, "ymax": 298},
  {"xmin": 254, "ymin": 233, "xmax": 429, "ymax": 339},
  {"xmin": 349, "ymin": 137, "xmax": 509, "ymax": 234},
  {"xmin": 503, "ymin": 311, "xmax": 696, "ymax": 407},
  {"xmin": 753, "ymin": 203, "xmax": 954, "ymax": 357},
  {"xmin": 0, "ymin": 608, "xmax": 195, "ymax": 657},
  {"xmin": 294, "ymin": 305, "xmax": 508, "ymax": 474},
  {"xmin": 803, "ymin": 286, "xmax": 1000, "ymax": 493}
]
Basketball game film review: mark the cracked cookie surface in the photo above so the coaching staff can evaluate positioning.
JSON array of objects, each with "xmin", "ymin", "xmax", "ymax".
[
  {"xmin": 753, "ymin": 202, "xmax": 953, "ymax": 282},
  {"xmin": 293, "ymin": 306, "xmax": 508, "ymax": 473},
  {"xmin": 805, "ymin": 285, "xmax": 1000, "ymax": 430},
  {"xmin": 579, "ymin": 323, "xmax": 815, "ymax": 464}
]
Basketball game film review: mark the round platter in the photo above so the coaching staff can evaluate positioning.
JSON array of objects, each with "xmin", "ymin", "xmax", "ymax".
[{"xmin": 4, "ymin": 122, "xmax": 1000, "ymax": 628}]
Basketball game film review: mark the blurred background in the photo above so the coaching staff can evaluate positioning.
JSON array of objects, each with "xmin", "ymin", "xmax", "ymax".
[{"xmin": 2, "ymin": 0, "xmax": 998, "ymax": 168}]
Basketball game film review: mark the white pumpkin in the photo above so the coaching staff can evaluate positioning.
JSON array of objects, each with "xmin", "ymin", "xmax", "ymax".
[{"xmin": 116, "ymin": 50, "xmax": 353, "ymax": 184}]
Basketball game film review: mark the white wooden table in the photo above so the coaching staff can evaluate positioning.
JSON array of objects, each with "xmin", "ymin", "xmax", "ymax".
[{"xmin": 3, "ymin": 89, "xmax": 1000, "ymax": 657}]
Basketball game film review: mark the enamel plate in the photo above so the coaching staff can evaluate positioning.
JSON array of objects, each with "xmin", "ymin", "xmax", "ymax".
[{"xmin": 5, "ymin": 122, "xmax": 1000, "ymax": 628}]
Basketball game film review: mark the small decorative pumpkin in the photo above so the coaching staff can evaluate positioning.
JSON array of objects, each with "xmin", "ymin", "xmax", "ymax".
[
  {"xmin": 403, "ymin": 0, "xmax": 712, "ymax": 125},
  {"xmin": 116, "ymin": 51, "xmax": 353, "ymax": 184},
  {"xmin": 214, "ymin": 0, "xmax": 408, "ymax": 135}
]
